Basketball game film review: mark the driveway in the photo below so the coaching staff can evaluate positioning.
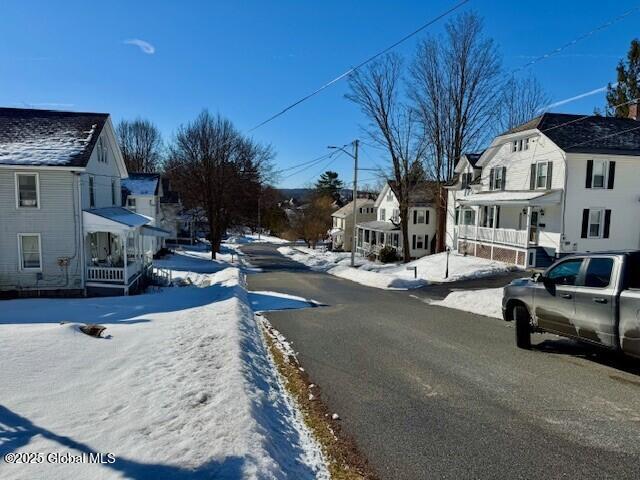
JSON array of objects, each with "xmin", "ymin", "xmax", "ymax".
[{"xmin": 242, "ymin": 243, "xmax": 640, "ymax": 480}]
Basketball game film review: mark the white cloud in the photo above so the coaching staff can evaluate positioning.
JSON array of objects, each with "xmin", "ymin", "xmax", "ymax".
[{"xmin": 123, "ymin": 38, "xmax": 155, "ymax": 55}]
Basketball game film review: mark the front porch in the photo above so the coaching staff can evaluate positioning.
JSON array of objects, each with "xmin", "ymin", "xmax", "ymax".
[
  {"xmin": 355, "ymin": 221, "xmax": 402, "ymax": 258},
  {"xmin": 83, "ymin": 207, "xmax": 168, "ymax": 295},
  {"xmin": 455, "ymin": 190, "xmax": 562, "ymax": 268}
]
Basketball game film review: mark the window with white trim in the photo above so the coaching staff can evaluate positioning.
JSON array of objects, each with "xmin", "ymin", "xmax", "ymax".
[
  {"xmin": 493, "ymin": 167, "xmax": 505, "ymax": 190},
  {"xmin": 18, "ymin": 234, "xmax": 42, "ymax": 271},
  {"xmin": 128, "ymin": 198, "xmax": 136, "ymax": 211},
  {"xmin": 16, "ymin": 173, "xmax": 39, "ymax": 208},
  {"xmin": 512, "ymin": 137, "xmax": 530, "ymax": 152},
  {"xmin": 97, "ymin": 137, "xmax": 108, "ymax": 163},
  {"xmin": 591, "ymin": 160, "xmax": 606, "ymax": 188},
  {"xmin": 588, "ymin": 209, "xmax": 604, "ymax": 238},
  {"xmin": 416, "ymin": 235, "xmax": 424, "ymax": 249},
  {"xmin": 416, "ymin": 210, "xmax": 425, "ymax": 224},
  {"xmin": 380, "ymin": 208, "xmax": 386, "ymax": 221},
  {"xmin": 386, "ymin": 190, "xmax": 394, "ymax": 201},
  {"xmin": 536, "ymin": 162, "xmax": 549, "ymax": 189}
]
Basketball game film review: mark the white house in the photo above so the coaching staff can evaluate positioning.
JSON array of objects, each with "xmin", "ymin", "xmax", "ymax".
[
  {"xmin": 446, "ymin": 111, "xmax": 640, "ymax": 268},
  {"xmin": 122, "ymin": 173, "xmax": 170, "ymax": 256},
  {"xmin": 159, "ymin": 177, "xmax": 182, "ymax": 245},
  {"xmin": 356, "ymin": 181, "xmax": 437, "ymax": 259},
  {"xmin": 330, "ymin": 198, "xmax": 376, "ymax": 251},
  {"xmin": 0, "ymin": 107, "xmax": 165, "ymax": 297}
]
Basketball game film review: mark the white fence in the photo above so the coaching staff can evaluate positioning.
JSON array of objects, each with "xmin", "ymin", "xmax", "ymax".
[
  {"xmin": 458, "ymin": 225, "xmax": 528, "ymax": 247},
  {"xmin": 87, "ymin": 266, "xmax": 124, "ymax": 282}
]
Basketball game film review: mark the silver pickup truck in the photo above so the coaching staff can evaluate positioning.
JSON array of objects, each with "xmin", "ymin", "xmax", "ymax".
[{"xmin": 502, "ymin": 251, "xmax": 640, "ymax": 358}]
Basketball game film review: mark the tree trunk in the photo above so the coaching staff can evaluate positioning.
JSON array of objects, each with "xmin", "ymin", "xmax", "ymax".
[
  {"xmin": 208, "ymin": 230, "xmax": 217, "ymax": 260},
  {"xmin": 400, "ymin": 205, "xmax": 411, "ymax": 263},
  {"xmin": 435, "ymin": 184, "xmax": 447, "ymax": 253}
]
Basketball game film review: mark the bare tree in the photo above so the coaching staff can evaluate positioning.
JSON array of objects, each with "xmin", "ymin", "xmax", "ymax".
[
  {"xmin": 409, "ymin": 12, "xmax": 501, "ymax": 251},
  {"xmin": 116, "ymin": 118, "xmax": 164, "ymax": 173},
  {"xmin": 346, "ymin": 53, "xmax": 428, "ymax": 263},
  {"xmin": 410, "ymin": 12, "xmax": 502, "ymax": 182},
  {"xmin": 497, "ymin": 76, "xmax": 550, "ymax": 132},
  {"xmin": 164, "ymin": 111, "xmax": 273, "ymax": 259}
]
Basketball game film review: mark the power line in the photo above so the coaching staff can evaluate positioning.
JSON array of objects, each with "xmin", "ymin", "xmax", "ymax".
[{"xmin": 247, "ymin": 0, "xmax": 471, "ymax": 133}]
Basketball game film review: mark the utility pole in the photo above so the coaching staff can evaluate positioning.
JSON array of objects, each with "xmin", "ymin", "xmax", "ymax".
[{"xmin": 350, "ymin": 140, "xmax": 359, "ymax": 267}]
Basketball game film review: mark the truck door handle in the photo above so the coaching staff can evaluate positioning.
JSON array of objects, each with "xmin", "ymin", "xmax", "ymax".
[
  {"xmin": 560, "ymin": 293, "xmax": 572, "ymax": 299},
  {"xmin": 593, "ymin": 297, "xmax": 608, "ymax": 304}
]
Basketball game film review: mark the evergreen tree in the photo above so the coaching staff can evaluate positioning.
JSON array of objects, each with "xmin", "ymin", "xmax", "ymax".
[
  {"xmin": 314, "ymin": 171, "xmax": 344, "ymax": 201},
  {"xmin": 606, "ymin": 39, "xmax": 640, "ymax": 117}
]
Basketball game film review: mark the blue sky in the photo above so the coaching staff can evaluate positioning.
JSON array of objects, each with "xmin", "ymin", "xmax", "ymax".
[{"xmin": 1, "ymin": 1, "xmax": 639, "ymax": 188}]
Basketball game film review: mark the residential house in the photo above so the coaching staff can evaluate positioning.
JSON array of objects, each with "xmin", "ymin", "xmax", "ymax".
[
  {"xmin": 122, "ymin": 173, "xmax": 170, "ymax": 256},
  {"xmin": 446, "ymin": 110, "xmax": 640, "ymax": 268},
  {"xmin": 356, "ymin": 181, "xmax": 438, "ymax": 259},
  {"xmin": 159, "ymin": 177, "xmax": 182, "ymax": 245},
  {"xmin": 0, "ymin": 107, "xmax": 163, "ymax": 297},
  {"xmin": 330, "ymin": 198, "xmax": 376, "ymax": 251}
]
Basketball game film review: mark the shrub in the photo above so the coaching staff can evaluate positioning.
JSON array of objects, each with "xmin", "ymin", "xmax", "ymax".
[{"xmin": 378, "ymin": 246, "xmax": 399, "ymax": 263}]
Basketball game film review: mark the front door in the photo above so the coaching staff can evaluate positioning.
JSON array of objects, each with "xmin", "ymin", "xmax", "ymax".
[
  {"xmin": 529, "ymin": 210, "xmax": 539, "ymax": 243},
  {"xmin": 534, "ymin": 257, "xmax": 585, "ymax": 336},
  {"xmin": 572, "ymin": 256, "xmax": 617, "ymax": 347}
]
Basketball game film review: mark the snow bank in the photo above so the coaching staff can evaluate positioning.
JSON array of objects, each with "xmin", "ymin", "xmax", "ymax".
[
  {"xmin": 227, "ymin": 234, "xmax": 289, "ymax": 245},
  {"xmin": 278, "ymin": 247, "xmax": 518, "ymax": 290},
  {"xmin": 0, "ymin": 249, "xmax": 327, "ymax": 479},
  {"xmin": 429, "ymin": 287, "xmax": 504, "ymax": 319}
]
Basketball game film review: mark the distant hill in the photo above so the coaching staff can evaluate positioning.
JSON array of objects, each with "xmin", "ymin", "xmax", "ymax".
[{"xmin": 276, "ymin": 187, "xmax": 379, "ymax": 204}]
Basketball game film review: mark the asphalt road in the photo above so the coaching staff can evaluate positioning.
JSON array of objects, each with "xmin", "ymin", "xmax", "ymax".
[{"xmin": 242, "ymin": 243, "xmax": 640, "ymax": 480}]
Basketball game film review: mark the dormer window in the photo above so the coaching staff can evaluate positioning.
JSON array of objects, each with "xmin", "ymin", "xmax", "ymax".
[{"xmin": 461, "ymin": 172, "xmax": 473, "ymax": 189}]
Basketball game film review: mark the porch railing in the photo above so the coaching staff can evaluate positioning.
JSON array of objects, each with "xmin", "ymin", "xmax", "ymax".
[
  {"xmin": 87, "ymin": 266, "xmax": 124, "ymax": 282},
  {"xmin": 457, "ymin": 225, "xmax": 529, "ymax": 247}
]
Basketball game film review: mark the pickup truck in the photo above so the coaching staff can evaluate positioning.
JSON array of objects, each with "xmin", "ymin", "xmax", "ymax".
[{"xmin": 502, "ymin": 251, "xmax": 640, "ymax": 358}]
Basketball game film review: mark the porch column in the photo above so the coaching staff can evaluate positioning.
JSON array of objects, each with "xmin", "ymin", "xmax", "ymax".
[
  {"xmin": 474, "ymin": 206, "xmax": 480, "ymax": 256},
  {"xmin": 490, "ymin": 205, "xmax": 497, "ymax": 260},
  {"xmin": 122, "ymin": 233, "xmax": 128, "ymax": 295},
  {"xmin": 525, "ymin": 206, "xmax": 532, "ymax": 248}
]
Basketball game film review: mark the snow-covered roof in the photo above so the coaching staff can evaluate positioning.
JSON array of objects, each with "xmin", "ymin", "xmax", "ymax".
[
  {"xmin": 458, "ymin": 190, "xmax": 562, "ymax": 206},
  {"xmin": 356, "ymin": 220, "xmax": 400, "ymax": 231},
  {"xmin": 0, "ymin": 108, "xmax": 108, "ymax": 167},
  {"xmin": 332, "ymin": 198, "xmax": 375, "ymax": 218},
  {"xmin": 122, "ymin": 173, "xmax": 161, "ymax": 196},
  {"xmin": 84, "ymin": 207, "xmax": 151, "ymax": 231}
]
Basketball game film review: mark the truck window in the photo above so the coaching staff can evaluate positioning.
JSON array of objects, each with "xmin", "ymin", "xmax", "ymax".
[
  {"xmin": 546, "ymin": 258, "xmax": 583, "ymax": 286},
  {"xmin": 626, "ymin": 252, "xmax": 640, "ymax": 289},
  {"xmin": 584, "ymin": 258, "xmax": 614, "ymax": 288}
]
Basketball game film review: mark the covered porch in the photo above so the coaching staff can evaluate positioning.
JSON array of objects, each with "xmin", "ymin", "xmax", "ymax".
[
  {"xmin": 355, "ymin": 221, "xmax": 402, "ymax": 257},
  {"xmin": 454, "ymin": 190, "xmax": 562, "ymax": 267},
  {"xmin": 83, "ymin": 207, "xmax": 169, "ymax": 295}
]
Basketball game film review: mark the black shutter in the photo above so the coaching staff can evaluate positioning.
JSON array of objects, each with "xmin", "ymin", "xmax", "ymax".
[
  {"xmin": 603, "ymin": 209, "xmax": 611, "ymax": 238},
  {"xmin": 546, "ymin": 162, "xmax": 553, "ymax": 189},
  {"xmin": 489, "ymin": 168, "xmax": 495, "ymax": 190},
  {"xmin": 455, "ymin": 208, "xmax": 459, "ymax": 225},
  {"xmin": 412, "ymin": 235, "xmax": 416, "ymax": 249},
  {"xmin": 495, "ymin": 206, "xmax": 501, "ymax": 229},
  {"xmin": 501, "ymin": 166, "xmax": 507, "ymax": 190},
  {"xmin": 530, "ymin": 164, "xmax": 537, "ymax": 190},
  {"xmin": 581, "ymin": 209, "xmax": 589, "ymax": 238},
  {"xmin": 585, "ymin": 160, "xmax": 593, "ymax": 188},
  {"xmin": 413, "ymin": 210, "xmax": 417, "ymax": 224},
  {"xmin": 607, "ymin": 161, "xmax": 616, "ymax": 189},
  {"xmin": 425, "ymin": 235, "xmax": 429, "ymax": 252},
  {"xmin": 425, "ymin": 210, "xmax": 430, "ymax": 224}
]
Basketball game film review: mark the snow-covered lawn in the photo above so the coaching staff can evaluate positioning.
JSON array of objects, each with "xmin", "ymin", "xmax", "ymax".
[
  {"xmin": 0, "ymin": 247, "xmax": 327, "ymax": 480},
  {"xmin": 428, "ymin": 287, "xmax": 505, "ymax": 319},
  {"xmin": 227, "ymin": 233, "xmax": 289, "ymax": 245},
  {"xmin": 278, "ymin": 247, "xmax": 519, "ymax": 290}
]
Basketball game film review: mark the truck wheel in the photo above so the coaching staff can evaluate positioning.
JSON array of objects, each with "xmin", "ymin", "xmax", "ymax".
[{"xmin": 514, "ymin": 305, "xmax": 532, "ymax": 350}]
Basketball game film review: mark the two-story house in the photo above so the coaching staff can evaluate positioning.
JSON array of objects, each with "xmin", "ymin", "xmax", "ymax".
[
  {"xmin": 356, "ymin": 180, "xmax": 437, "ymax": 259},
  {"xmin": 446, "ymin": 111, "xmax": 640, "ymax": 268},
  {"xmin": 329, "ymin": 198, "xmax": 376, "ymax": 251},
  {"xmin": 0, "ymin": 107, "xmax": 161, "ymax": 297},
  {"xmin": 122, "ymin": 172, "xmax": 170, "ymax": 256}
]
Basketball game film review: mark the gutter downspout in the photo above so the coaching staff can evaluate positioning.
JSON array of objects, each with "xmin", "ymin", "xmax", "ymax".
[
  {"xmin": 559, "ymin": 151, "xmax": 568, "ymax": 258},
  {"xmin": 77, "ymin": 173, "xmax": 86, "ymax": 295}
]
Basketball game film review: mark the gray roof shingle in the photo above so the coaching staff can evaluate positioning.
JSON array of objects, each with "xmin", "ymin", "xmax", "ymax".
[
  {"xmin": 504, "ymin": 113, "xmax": 640, "ymax": 156},
  {"xmin": 0, "ymin": 107, "xmax": 109, "ymax": 167}
]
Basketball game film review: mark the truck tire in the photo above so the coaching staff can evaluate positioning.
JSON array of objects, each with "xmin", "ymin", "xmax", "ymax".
[{"xmin": 514, "ymin": 305, "xmax": 532, "ymax": 350}]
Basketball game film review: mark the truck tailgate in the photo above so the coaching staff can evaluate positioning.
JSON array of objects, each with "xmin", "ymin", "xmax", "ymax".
[{"xmin": 619, "ymin": 289, "xmax": 640, "ymax": 358}]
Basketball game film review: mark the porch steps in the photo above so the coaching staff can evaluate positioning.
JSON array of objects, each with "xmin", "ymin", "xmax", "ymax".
[{"xmin": 535, "ymin": 247, "xmax": 556, "ymax": 269}]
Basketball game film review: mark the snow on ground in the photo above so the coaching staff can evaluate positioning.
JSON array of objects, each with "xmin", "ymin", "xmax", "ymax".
[
  {"xmin": 428, "ymin": 288, "xmax": 505, "ymax": 319},
  {"xmin": 278, "ymin": 247, "xmax": 518, "ymax": 290},
  {"xmin": 0, "ymin": 246, "xmax": 327, "ymax": 480},
  {"xmin": 227, "ymin": 233, "xmax": 289, "ymax": 245}
]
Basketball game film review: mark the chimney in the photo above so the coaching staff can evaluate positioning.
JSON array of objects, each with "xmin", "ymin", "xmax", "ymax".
[{"xmin": 629, "ymin": 101, "xmax": 639, "ymax": 121}]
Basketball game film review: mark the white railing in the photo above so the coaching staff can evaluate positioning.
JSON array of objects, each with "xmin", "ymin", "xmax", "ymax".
[
  {"xmin": 457, "ymin": 225, "xmax": 529, "ymax": 247},
  {"xmin": 87, "ymin": 266, "xmax": 124, "ymax": 282}
]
